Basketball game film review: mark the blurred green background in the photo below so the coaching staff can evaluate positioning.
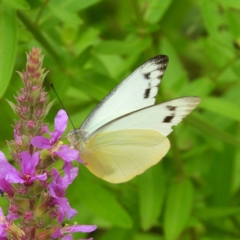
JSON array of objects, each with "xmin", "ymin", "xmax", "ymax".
[{"xmin": 1, "ymin": 0, "xmax": 240, "ymax": 239}]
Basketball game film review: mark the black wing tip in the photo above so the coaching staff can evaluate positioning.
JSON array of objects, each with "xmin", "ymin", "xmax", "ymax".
[
  {"xmin": 151, "ymin": 55, "xmax": 169, "ymax": 65},
  {"xmin": 142, "ymin": 55, "xmax": 169, "ymax": 67}
]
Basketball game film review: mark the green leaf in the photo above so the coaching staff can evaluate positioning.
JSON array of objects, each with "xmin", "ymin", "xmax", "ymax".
[
  {"xmin": 50, "ymin": 0, "xmax": 102, "ymax": 12},
  {"xmin": 138, "ymin": 164, "xmax": 166, "ymax": 230},
  {"xmin": 134, "ymin": 233, "xmax": 164, "ymax": 240},
  {"xmin": 144, "ymin": 0, "xmax": 172, "ymax": 24},
  {"xmin": 75, "ymin": 28, "xmax": 100, "ymax": 55},
  {"xmin": 99, "ymin": 228, "xmax": 135, "ymax": 240},
  {"xmin": 200, "ymin": 0, "xmax": 221, "ymax": 37},
  {"xmin": 95, "ymin": 36, "xmax": 151, "ymax": 55},
  {"xmin": 200, "ymin": 97, "xmax": 240, "ymax": 122},
  {"xmin": 217, "ymin": 0, "xmax": 240, "ymax": 9},
  {"xmin": 207, "ymin": 145, "xmax": 234, "ymax": 206},
  {"xmin": 48, "ymin": 4, "xmax": 82, "ymax": 24},
  {"xmin": 0, "ymin": 3, "xmax": 17, "ymax": 98},
  {"xmin": 163, "ymin": 179, "xmax": 194, "ymax": 240},
  {"xmin": 185, "ymin": 114, "xmax": 240, "ymax": 148},
  {"xmin": 2, "ymin": 0, "xmax": 30, "ymax": 10},
  {"xmin": 178, "ymin": 77, "xmax": 215, "ymax": 97},
  {"xmin": 196, "ymin": 207, "xmax": 240, "ymax": 220}
]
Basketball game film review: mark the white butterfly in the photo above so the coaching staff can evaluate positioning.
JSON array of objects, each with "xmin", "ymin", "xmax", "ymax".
[{"xmin": 67, "ymin": 55, "xmax": 201, "ymax": 183}]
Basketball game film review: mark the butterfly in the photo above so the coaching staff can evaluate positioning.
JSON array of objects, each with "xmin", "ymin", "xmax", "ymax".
[{"xmin": 67, "ymin": 55, "xmax": 201, "ymax": 183}]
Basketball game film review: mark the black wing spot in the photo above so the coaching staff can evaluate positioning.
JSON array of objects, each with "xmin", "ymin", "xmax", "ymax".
[
  {"xmin": 163, "ymin": 114, "xmax": 175, "ymax": 123},
  {"xmin": 144, "ymin": 88, "xmax": 151, "ymax": 98},
  {"xmin": 143, "ymin": 72, "xmax": 151, "ymax": 80},
  {"xmin": 157, "ymin": 65, "xmax": 167, "ymax": 72},
  {"xmin": 166, "ymin": 106, "xmax": 176, "ymax": 111}
]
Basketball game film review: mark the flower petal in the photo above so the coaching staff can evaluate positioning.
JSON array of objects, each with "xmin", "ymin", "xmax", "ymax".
[
  {"xmin": 65, "ymin": 225, "xmax": 97, "ymax": 233},
  {"xmin": 31, "ymin": 136, "xmax": 51, "ymax": 149},
  {"xmin": 51, "ymin": 110, "xmax": 68, "ymax": 144},
  {"xmin": 21, "ymin": 151, "xmax": 40, "ymax": 176},
  {"xmin": 5, "ymin": 173, "xmax": 24, "ymax": 184},
  {"xmin": 62, "ymin": 235, "xmax": 73, "ymax": 240},
  {"xmin": 52, "ymin": 229, "xmax": 61, "ymax": 238},
  {"xmin": 30, "ymin": 173, "xmax": 47, "ymax": 182},
  {"xmin": 61, "ymin": 167, "xmax": 78, "ymax": 189},
  {"xmin": 56, "ymin": 146, "xmax": 79, "ymax": 162},
  {"xmin": 53, "ymin": 198, "xmax": 77, "ymax": 220},
  {"xmin": 62, "ymin": 162, "xmax": 72, "ymax": 177},
  {"xmin": 0, "ymin": 179, "xmax": 14, "ymax": 197},
  {"xmin": 49, "ymin": 183, "xmax": 65, "ymax": 198},
  {"xmin": 0, "ymin": 152, "xmax": 20, "ymax": 179}
]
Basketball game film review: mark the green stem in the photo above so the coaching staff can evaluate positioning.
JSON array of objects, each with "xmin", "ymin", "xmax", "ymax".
[{"xmin": 35, "ymin": 0, "xmax": 50, "ymax": 25}]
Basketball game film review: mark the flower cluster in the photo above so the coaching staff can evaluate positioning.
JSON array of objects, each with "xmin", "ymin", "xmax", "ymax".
[{"xmin": 0, "ymin": 48, "xmax": 96, "ymax": 239}]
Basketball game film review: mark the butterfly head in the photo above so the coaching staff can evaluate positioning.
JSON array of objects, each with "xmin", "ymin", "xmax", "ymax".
[{"xmin": 67, "ymin": 129, "xmax": 88, "ymax": 150}]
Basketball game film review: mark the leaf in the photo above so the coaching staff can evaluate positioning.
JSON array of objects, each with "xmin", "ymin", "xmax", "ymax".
[
  {"xmin": 138, "ymin": 164, "xmax": 166, "ymax": 230},
  {"xmin": 200, "ymin": 97, "xmax": 240, "ymax": 122},
  {"xmin": 95, "ymin": 37, "xmax": 151, "ymax": 55},
  {"xmin": 186, "ymin": 114, "xmax": 240, "ymax": 148},
  {"xmin": 163, "ymin": 179, "xmax": 194, "ymax": 240},
  {"xmin": 99, "ymin": 228, "xmax": 135, "ymax": 240},
  {"xmin": 2, "ymin": 0, "xmax": 30, "ymax": 10},
  {"xmin": 50, "ymin": 0, "xmax": 102, "ymax": 12},
  {"xmin": 75, "ymin": 28, "xmax": 100, "ymax": 55},
  {"xmin": 48, "ymin": 3, "xmax": 82, "ymax": 24},
  {"xmin": 200, "ymin": 0, "xmax": 221, "ymax": 37},
  {"xmin": 144, "ymin": 0, "xmax": 172, "ymax": 23},
  {"xmin": 178, "ymin": 77, "xmax": 215, "ymax": 97},
  {"xmin": 70, "ymin": 168, "xmax": 132, "ymax": 228},
  {"xmin": 0, "ymin": 3, "xmax": 17, "ymax": 98},
  {"xmin": 196, "ymin": 207, "xmax": 240, "ymax": 220},
  {"xmin": 217, "ymin": 0, "xmax": 240, "ymax": 9},
  {"xmin": 207, "ymin": 145, "xmax": 234, "ymax": 206}
]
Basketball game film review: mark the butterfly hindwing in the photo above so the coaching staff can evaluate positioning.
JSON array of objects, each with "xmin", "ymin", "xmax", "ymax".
[
  {"xmin": 80, "ymin": 129, "xmax": 170, "ymax": 183},
  {"xmin": 81, "ymin": 55, "xmax": 169, "ymax": 136}
]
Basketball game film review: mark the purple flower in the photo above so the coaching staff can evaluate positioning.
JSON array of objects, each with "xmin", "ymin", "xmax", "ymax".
[
  {"xmin": 31, "ymin": 110, "xmax": 79, "ymax": 162},
  {"xmin": 0, "ymin": 208, "xmax": 8, "ymax": 238},
  {"xmin": 0, "ymin": 179, "xmax": 14, "ymax": 197},
  {"xmin": 0, "ymin": 151, "xmax": 46, "ymax": 186},
  {"xmin": 48, "ymin": 167, "xmax": 78, "ymax": 222},
  {"xmin": 52, "ymin": 224, "xmax": 97, "ymax": 239}
]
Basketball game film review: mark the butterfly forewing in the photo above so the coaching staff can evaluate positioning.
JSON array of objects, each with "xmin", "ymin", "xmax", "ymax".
[
  {"xmin": 81, "ymin": 55, "xmax": 169, "ymax": 136},
  {"xmin": 87, "ymin": 96, "xmax": 201, "ymax": 139}
]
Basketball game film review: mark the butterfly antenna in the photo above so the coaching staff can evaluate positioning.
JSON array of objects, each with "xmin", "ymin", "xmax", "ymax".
[{"xmin": 50, "ymin": 82, "xmax": 76, "ymax": 129}]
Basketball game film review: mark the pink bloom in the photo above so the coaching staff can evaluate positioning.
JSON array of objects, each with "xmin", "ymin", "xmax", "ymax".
[
  {"xmin": 0, "ymin": 179, "xmax": 14, "ymax": 197},
  {"xmin": 0, "ymin": 151, "xmax": 46, "ymax": 186},
  {"xmin": 52, "ymin": 224, "xmax": 97, "ymax": 239},
  {"xmin": 48, "ymin": 167, "xmax": 78, "ymax": 222},
  {"xmin": 0, "ymin": 208, "xmax": 8, "ymax": 238},
  {"xmin": 31, "ymin": 110, "xmax": 79, "ymax": 162}
]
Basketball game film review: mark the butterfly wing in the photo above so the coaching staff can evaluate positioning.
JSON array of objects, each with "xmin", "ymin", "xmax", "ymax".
[
  {"xmin": 79, "ymin": 97, "xmax": 200, "ymax": 183},
  {"xmin": 88, "ymin": 96, "xmax": 201, "ymax": 138},
  {"xmin": 81, "ymin": 55, "xmax": 169, "ymax": 136},
  {"xmin": 80, "ymin": 129, "xmax": 170, "ymax": 183}
]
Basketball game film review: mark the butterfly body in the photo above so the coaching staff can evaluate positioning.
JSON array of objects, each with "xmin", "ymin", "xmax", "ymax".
[{"xmin": 67, "ymin": 55, "xmax": 201, "ymax": 183}]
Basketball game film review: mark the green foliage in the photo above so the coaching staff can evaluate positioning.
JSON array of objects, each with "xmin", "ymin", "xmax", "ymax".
[{"xmin": 1, "ymin": 0, "xmax": 240, "ymax": 239}]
